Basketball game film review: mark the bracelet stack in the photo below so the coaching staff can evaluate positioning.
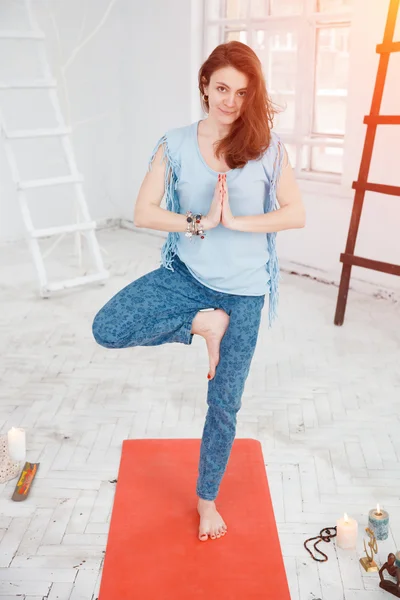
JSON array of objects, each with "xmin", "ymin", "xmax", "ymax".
[{"xmin": 185, "ymin": 211, "xmax": 206, "ymax": 240}]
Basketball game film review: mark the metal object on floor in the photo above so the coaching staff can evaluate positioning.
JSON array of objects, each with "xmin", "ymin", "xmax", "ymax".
[{"xmin": 360, "ymin": 527, "xmax": 379, "ymax": 572}]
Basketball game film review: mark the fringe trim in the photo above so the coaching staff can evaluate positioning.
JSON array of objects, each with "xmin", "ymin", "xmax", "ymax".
[
  {"xmin": 148, "ymin": 130, "xmax": 284, "ymax": 327},
  {"xmin": 148, "ymin": 134, "xmax": 181, "ymax": 271},
  {"xmin": 266, "ymin": 133, "xmax": 285, "ymax": 328}
]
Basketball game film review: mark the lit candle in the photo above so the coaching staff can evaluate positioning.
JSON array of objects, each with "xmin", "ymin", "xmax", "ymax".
[
  {"xmin": 336, "ymin": 513, "xmax": 358, "ymax": 549},
  {"xmin": 7, "ymin": 427, "xmax": 26, "ymax": 462},
  {"xmin": 368, "ymin": 504, "xmax": 389, "ymax": 541}
]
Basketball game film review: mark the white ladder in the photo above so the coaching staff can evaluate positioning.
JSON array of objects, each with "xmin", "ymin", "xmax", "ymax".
[{"xmin": 0, "ymin": 1, "xmax": 109, "ymax": 296}]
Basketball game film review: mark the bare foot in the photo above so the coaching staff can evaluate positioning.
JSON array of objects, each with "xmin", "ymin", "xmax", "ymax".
[
  {"xmin": 197, "ymin": 498, "xmax": 228, "ymax": 542},
  {"xmin": 191, "ymin": 309, "xmax": 230, "ymax": 380}
]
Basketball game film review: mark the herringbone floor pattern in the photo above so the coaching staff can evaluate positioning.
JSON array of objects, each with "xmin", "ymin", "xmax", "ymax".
[{"xmin": 0, "ymin": 227, "xmax": 399, "ymax": 600}]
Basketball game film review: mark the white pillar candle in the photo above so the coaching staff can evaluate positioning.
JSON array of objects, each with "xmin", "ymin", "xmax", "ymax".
[
  {"xmin": 7, "ymin": 427, "xmax": 26, "ymax": 462},
  {"xmin": 336, "ymin": 513, "xmax": 358, "ymax": 549}
]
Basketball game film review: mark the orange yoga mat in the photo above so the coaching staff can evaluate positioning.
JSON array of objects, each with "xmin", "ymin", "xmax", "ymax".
[{"xmin": 98, "ymin": 438, "xmax": 290, "ymax": 600}]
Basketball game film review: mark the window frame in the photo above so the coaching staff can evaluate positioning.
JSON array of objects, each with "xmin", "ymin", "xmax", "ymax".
[{"xmin": 202, "ymin": 0, "xmax": 354, "ymax": 186}]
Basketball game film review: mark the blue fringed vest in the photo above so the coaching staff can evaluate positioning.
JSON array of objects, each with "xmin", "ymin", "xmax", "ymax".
[{"xmin": 148, "ymin": 120, "xmax": 284, "ymax": 327}]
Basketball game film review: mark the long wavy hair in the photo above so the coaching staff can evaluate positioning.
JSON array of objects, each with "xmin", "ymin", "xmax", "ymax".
[{"xmin": 199, "ymin": 41, "xmax": 279, "ymax": 169}]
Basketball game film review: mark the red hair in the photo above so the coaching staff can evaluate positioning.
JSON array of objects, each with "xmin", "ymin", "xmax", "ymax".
[{"xmin": 198, "ymin": 41, "xmax": 278, "ymax": 169}]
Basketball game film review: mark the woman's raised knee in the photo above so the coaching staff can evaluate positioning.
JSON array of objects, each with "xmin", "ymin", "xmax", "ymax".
[{"xmin": 92, "ymin": 310, "xmax": 122, "ymax": 349}]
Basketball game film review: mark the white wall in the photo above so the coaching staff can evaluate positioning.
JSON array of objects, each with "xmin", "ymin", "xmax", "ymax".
[
  {"xmin": 0, "ymin": 0, "xmax": 125, "ymax": 241},
  {"xmin": 0, "ymin": 0, "xmax": 194, "ymax": 240},
  {"xmin": 0, "ymin": 0, "xmax": 399, "ymax": 297},
  {"xmin": 119, "ymin": 0, "xmax": 193, "ymax": 223}
]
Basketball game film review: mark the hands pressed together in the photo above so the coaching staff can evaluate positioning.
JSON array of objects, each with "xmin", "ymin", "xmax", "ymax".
[
  {"xmin": 197, "ymin": 149, "xmax": 306, "ymax": 235},
  {"xmin": 204, "ymin": 173, "xmax": 236, "ymax": 231}
]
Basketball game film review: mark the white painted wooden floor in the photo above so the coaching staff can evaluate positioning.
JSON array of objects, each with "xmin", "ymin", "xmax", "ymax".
[{"xmin": 0, "ymin": 227, "xmax": 399, "ymax": 600}]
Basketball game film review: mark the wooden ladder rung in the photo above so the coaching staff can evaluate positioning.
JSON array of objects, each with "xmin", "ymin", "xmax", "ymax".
[
  {"xmin": 364, "ymin": 115, "xmax": 400, "ymax": 125},
  {"xmin": 376, "ymin": 41, "xmax": 400, "ymax": 53},
  {"xmin": 6, "ymin": 127, "xmax": 71, "ymax": 139},
  {"xmin": 340, "ymin": 254, "xmax": 400, "ymax": 277},
  {"xmin": 352, "ymin": 181, "xmax": 400, "ymax": 196},
  {"xmin": 18, "ymin": 174, "xmax": 84, "ymax": 190},
  {"xmin": 31, "ymin": 222, "xmax": 97, "ymax": 239},
  {"xmin": 0, "ymin": 79, "xmax": 56, "ymax": 90},
  {"xmin": 0, "ymin": 30, "xmax": 44, "ymax": 40},
  {"xmin": 44, "ymin": 271, "xmax": 109, "ymax": 294}
]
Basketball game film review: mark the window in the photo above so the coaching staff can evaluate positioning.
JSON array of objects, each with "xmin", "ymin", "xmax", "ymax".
[{"xmin": 203, "ymin": 0, "xmax": 354, "ymax": 182}]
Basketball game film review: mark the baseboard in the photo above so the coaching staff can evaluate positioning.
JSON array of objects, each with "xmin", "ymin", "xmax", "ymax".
[
  {"xmin": 16, "ymin": 217, "xmax": 395, "ymax": 305},
  {"xmin": 118, "ymin": 220, "xmax": 400, "ymax": 305},
  {"xmin": 95, "ymin": 217, "xmax": 121, "ymax": 230},
  {"xmin": 279, "ymin": 258, "xmax": 400, "ymax": 304},
  {"xmin": 119, "ymin": 218, "xmax": 168, "ymax": 240}
]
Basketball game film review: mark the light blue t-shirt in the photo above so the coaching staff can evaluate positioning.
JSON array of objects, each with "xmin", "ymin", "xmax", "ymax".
[
  {"xmin": 162, "ymin": 120, "xmax": 279, "ymax": 296},
  {"xmin": 148, "ymin": 120, "xmax": 284, "ymax": 323}
]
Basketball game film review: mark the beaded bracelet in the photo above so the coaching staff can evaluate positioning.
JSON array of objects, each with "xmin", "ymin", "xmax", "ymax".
[{"xmin": 185, "ymin": 211, "xmax": 206, "ymax": 240}]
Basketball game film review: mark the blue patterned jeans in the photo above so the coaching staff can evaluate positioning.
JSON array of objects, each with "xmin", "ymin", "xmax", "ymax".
[{"xmin": 92, "ymin": 255, "xmax": 265, "ymax": 501}]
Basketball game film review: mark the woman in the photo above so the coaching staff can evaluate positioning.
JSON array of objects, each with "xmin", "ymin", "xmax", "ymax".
[{"xmin": 92, "ymin": 41, "xmax": 305, "ymax": 543}]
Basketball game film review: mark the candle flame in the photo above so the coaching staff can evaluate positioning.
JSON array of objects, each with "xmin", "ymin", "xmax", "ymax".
[
  {"xmin": 344, "ymin": 513, "xmax": 349, "ymax": 523},
  {"xmin": 376, "ymin": 503, "xmax": 381, "ymax": 515}
]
